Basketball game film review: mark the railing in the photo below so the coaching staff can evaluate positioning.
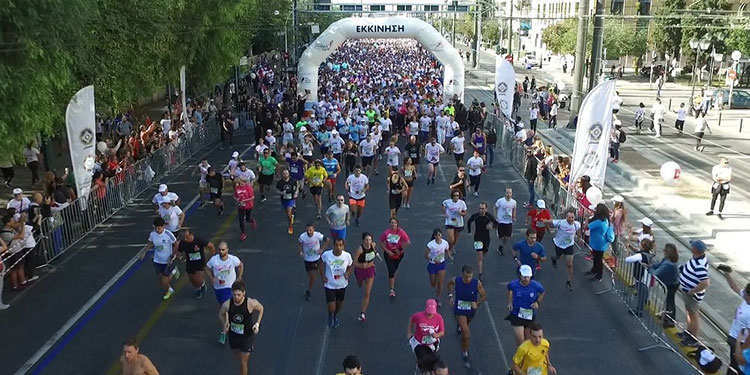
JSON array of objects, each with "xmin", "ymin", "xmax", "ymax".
[{"xmin": 485, "ymin": 112, "xmax": 711, "ymax": 374}]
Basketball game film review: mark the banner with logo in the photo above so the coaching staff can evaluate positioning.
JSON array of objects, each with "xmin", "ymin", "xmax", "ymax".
[
  {"xmin": 65, "ymin": 85, "xmax": 96, "ymax": 205},
  {"xmin": 180, "ymin": 65, "xmax": 187, "ymax": 123},
  {"xmin": 570, "ymin": 80, "xmax": 616, "ymax": 189},
  {"xmin": 495, "ymin": 56, "xmax": 515, "ymax": 119}
]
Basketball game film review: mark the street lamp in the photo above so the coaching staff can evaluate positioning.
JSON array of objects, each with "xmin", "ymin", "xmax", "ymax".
[
  {"xmin": 689, "ymin": 37, "xmax": 711, "ymax": 109},
  {"xmin": 729, "ymin": 50, "xmax": 742, "ymax": 109}
]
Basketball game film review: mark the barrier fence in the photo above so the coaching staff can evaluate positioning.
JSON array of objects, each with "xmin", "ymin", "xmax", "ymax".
[{"xmin": 485, "ymin": 112, "xmax": 712, "ymax": 373}]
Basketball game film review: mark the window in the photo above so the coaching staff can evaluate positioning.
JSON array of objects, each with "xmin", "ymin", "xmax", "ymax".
[
  {"xmin": 575, "ymin": 3, "xmax": 579, "ymax": 14},
  {"xmin": 397, "ymin": 5, "xmax": 413, "ymax": 11},
  {"xmin": 610, "ymin": 0, "xmax": 624, "ymax": 14},
  {"xmin": 314, "ymin": 0, "xmax": 331, "ymax": 10},
  {"xmin": 341, "ymin": 4, "xmax": 362, "ymax": 11},
  {"xmin": 424, "ymin": 5, "xmax": 439, "ymax": 11},
  {"xmin": 638, "ymin": 0, "xmax": 651, "ymax": 15},
  {"xmin": 370, "ymin": 5, "xmax": 385, "ymax": 11}
]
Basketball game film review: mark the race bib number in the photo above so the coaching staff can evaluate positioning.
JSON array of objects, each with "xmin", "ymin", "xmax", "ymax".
[
  {"xmin": 313, "ymin": 177, "xmax": 322, "ymax": 184},
  {"xmin": 404, "ymin": 170, "xmax": 412, "ymax": 177},
  {"xmin": 527, "ymin": 367, "xmax": 543, "ymax": 375},
  {"xmin": 283, "ymin": 193, "xmax": 293, "ymax": 200},
  {"xmin": 364, "ymin": 252, "xmax": 376, "ymax": 262},
  {"xmin": 476, "ymin": 142, "xmax": 483, "ymax": 147},
  {"xmin": 504, "ymin": 208, "xmax": 513, "ymax": 220},
  {"xmin": 421, "ymin": 335, "xmax": 435, "ymax": 345},
  {"xmin": 387, "ymin": 234, "xmax": 400, "ymax": 244},
  {"xmin": 457, "ymin": 300, "xmax": 473, "ymax": 310},
  {"xmin": 518, "ymin": 307, "xmax": 534, "ymax": 320},
  {"xmin": 536, "ymin": 220, "xmax": 545, "ymax": 228},
  {"xmin": 210, "ymin": 187, "xmax": 219, "ymax": 194},
  {"xmin": 560, "ymin": 234, "xmax": 573, "ymax": 247},
  {"xmin": 473, "ymin": 241, "xmax": 483, "ymax": 250},
  {"xmin": 230, "ymin": 322, "xmax": 245, "ymax": 335},
  {"xmin": 290, "ymin": 166, "xmax": 298, "ymax": 174},
  {"xmin": 433, "ymin": 253, "xmax": 445, "ymax": 263},
  {"xmin": 306, "ymin": 248, "xmax": 318, "ymax": 257},
  {"xmin": 188, "ymin": 252, "xmax": 202, "ymax": 261}
]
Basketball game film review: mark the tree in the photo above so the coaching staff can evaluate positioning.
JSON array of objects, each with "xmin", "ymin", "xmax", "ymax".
[
  {"xmin": 724, "ymin": 21, "xmax": 750, "ymax": 57},
  {"xmin": 648, "ymin": 0, "xmax": 685, "ymax": 57},
  {"xmin": 603, "ymin": 20, "xmax": 648, "ymax": 59}
]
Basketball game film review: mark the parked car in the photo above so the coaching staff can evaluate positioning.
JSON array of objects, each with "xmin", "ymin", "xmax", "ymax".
[
  {"xmin": 710, "ymin": 88, "xmax": 750, "ymax": 109},
  {"xmin": 524, "ymin": 52, "xmax": 538, "ymax": 68}
]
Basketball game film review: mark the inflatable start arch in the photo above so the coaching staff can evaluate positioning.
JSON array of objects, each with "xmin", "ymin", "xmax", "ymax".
[{"xmin": 297, "ymin": 16, "xmax": 465, "ymax": 105}]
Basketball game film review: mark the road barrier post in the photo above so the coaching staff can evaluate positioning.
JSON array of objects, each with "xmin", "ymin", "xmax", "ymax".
[
  {"xmin": 718, "ymin": 112, "xmax": 722, "ymax": 126},
  {"xmin": 740, "ymin": 118, "xmax": 743, "ymax": 133},
  {"xmin": 668, "ymin": 98, "xmax": 672, "ymax": 111}
]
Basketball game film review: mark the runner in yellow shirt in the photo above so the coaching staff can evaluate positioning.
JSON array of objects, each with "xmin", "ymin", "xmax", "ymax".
[
  {"xmin": 305, "ymin": 160, "xmax": 328, "ymax": 219},
  {"xmin": 511, "ymin": 323, "xmax": 557, "ymax": 375}
]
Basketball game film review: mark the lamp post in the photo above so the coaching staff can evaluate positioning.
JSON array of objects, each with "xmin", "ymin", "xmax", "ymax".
[
  {"xmin": 729, "ymin": 50, "xmax": 742, "ymax": 109},
  {"xmin": 709, "ymin": 50, "xmax": 723, "ymax": 87},
  {"xmin": 689, "ymin": 37, "xmax": 711, "ymax": 109}
]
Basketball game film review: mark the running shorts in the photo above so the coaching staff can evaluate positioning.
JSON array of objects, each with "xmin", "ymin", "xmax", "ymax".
[
  {"xmin": 310, "ymin": 186, "xmax": 323, "ymax": 195},
  {"xmin": 427, "ymin": 261, "xmax": 446, "ymax": 274},
  {"xmin": 348, "ymin": 197, "xmax": 366, "ymax": 207},
  {"xmin": 330, "ymin": 228, "xmax": 347, "ymax": 241},
  {"xmin": 281, "ymin": 198, "xmax": 296, "ymax": 209},
  {"xmin": 304, "ymin": 260, "xmax": 319, "ymax": 272},
  {"xmin": 385, "ymin": 256, "xmax": 403, "ymax": 278},
  {"xmin": 555, "ymin": 244, "xmax": 575, "ymax": 257},
  {"xmin": 214, "ymin": 287, "xmax": 232, "ymax": 304},
  {"xmin": 324, "ymin": 287, "xmax": 346, "ymax": 303},
  {"xmin": 497, "ymin": 223, "xmax": 513, "ymax": 238}
]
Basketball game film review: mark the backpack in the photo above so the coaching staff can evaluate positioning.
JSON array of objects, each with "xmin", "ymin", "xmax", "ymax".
[{"xmin": 618, "ymin": 130, "xmax": 627, "ymax": 143}]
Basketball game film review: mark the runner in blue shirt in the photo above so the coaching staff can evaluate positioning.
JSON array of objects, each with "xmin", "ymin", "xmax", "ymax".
[
  {"xmin": 322, "ymin": 150, "xmax": 341, "ymax": 202},
  {"xmin": 512, "ymin": 229, "xmax": 547, "ymax": 271},
  {"xmin": 505, "ymin": 264, "xmax": 545, "ymax": 346}
]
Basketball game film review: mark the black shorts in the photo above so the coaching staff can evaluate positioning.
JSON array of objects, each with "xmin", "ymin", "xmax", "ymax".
[
  {"xmin": 555, "ymin": 244, "xmax": 575, "ymax": 257},
  {"xmin": 389, "ymin": 194, "xmax": 402, "ymax": 210},
  {"xmin": 473, "ymin": 239, "xmax": 490, "ymax": 253},
  {"xmin": 445, "ymin": 225, "xmax": 463, "ymax": 232},
  {"xmin": 186, "ymin": 260, "xmax": 205, "ymax": 274},
  {"xmin": 362, "ymin": 156, "xmax": 373, "ymax": 167},
  {"xmin": 497, "ymin": 223, "xmax": 513, "ymax": 238},
  {"xmin": 454, "ymin": 153, "xmax": 464, "ymax": 163},
  {"xmin": 405, "ymin": 179, "xmax": 415, "ymax": 187},
  {"xmin": 505, "ymin": 313, "xmax": 535, "ymax": 327},
  {"xmin": 469, "ymin": 174, "xmax": 480, "ymax": 186},
  {"xmin": 325, "ymin": 287, "xmax": 346, "ymax": 303},
  {"xmin": 304, "ymin": 260, "xmax": 319, "ymax": 271},
  {"xmin": 310, "ymin": 186, "xmax": 323, "ymax": 195},
  {"xmin": 209, "ymin": 192, "xmax": 222, "ymax": 201},
  {"xmin": 385, "ymin": 256, "xmax": 403, "ymax": 278},
  {"xmin": 259, "ymin": 173, "xmax": 274, "ymax": 185},
  {"xmin": 228, "ymin": 334, "xmax": 256, "ymax": 353}
]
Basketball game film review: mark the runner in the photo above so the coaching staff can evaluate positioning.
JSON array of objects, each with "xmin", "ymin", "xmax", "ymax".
[
  {"xmin": 257, "ymin": 148, "xmax": 278, "ymax": 202},
  {"xmin": 233, "ymin": 178, "xmax": 256, "ymax": 241},
  {"xmin": 276, "ymin": 169, "xmax": 298, "ymax": 235},
  {"xmin": 205, "ymin": 167, "xmax": 225, "ymax": 216},
  {"xmin": 359, "ymin": 133, "xmax": 378, "ymax": 176},
  {"xmin": 206, "ymin": 241, "xmax": 244, "ymax": 344},
  {"xmin": 345, "ymin": 165, "xmax": 369, "ymax": 226},
  {"xmin": 298, "ymin": 223, "xmax": 328, "ymax": 301},
  {"xmin": 547, "ymin": 208, "xmax": 581, "ymax": 291},
  {"xmin": 322, "ymin": 150, "xmax": 341, "ymax": 203},
  {"xmin": 506, "ymin": 264, "xmax": 546, "ymax": 346},
  {"xmin": 326, "ymin": 194, "xmax": 350, "ymax": 241},
  {"xmin": 157, "ymin": 199, "xmax": 184, "ymax": 236},
  {"xmin": 219, "ymin": 281, "xmax": 264, "ymax": 375},
  {"xmin": 379, "ymin": 217, "xmax": 411, "ymax": 298},
  {"xmin": 152, "ymin": 184, "xmax": 180, "ymax": 212},
  {"xmin": 197, "ymin": 159, "xmax": 211, "ymax": 206},
  {"xmin": 447, "ymin": 265, "xmax": 487, "ymax": 368},
  {"xmin": 512, "ymin": 229, "xmax": 547, "ymax": 272},
  {"xmin": 526, "ymin": 199, "xmax": 552, "ymax": 242},
  {"xmin": 425, "ymin": 229, "xmax": 449, "ymax": 302},
  {"xmin": 343, "ymin": 139, "xmax": 359, "ymax": 176},
  {"xmin": 494, "ymin": 187, "xmax": 517, "ymax": 255},
  {"xmin": 424, "ymin": 137, "xmax": 445, "ymax": 185},
  {"xmin": 384, "ymin": 138, "xmax": 401, "ymax": 169},
  {"xmin": 405, "ymin": 135, "xmax": 421, "ymax": 167},
  {"xmin": 305, "ymin": 160, "xmax": 328, "ymax": 219},
  {"xmin": 511, "ymin": 323, "xmax": 557, "ymax": 375},
  {"xmin": 235, "ymin": 162, "xmax": 256, "ymax": 184},
  {"xmin": 330, "ymin": 130, "xmax": 345, "ymax": 162},
  {"xmin": 470, "ymin": 127, "xmax": 486, "ymax": 156},
  {"xmin": 352, "ymin": 232, "xmax": 377, "ymax": 322},
  {"xmin": 287, "ymin": 152, "xmax": 307, "ymax": 199},
  {"xmin": 387, "ymin": 167, "xmax": 407, "ymax": 218},
  {"xmin": 140, "ymin": 217, "xmax": 179, "ymax": 300},
  {"xmin": 466, "ymin": 202, "xmax": 499, "ymax": 280},
  {"xmin": 282, "ymin": 116, "xmax": 295, "ymax": 147},
  {"xmin": 227, "ymin": 151, "xmax": 241, "ymax": 179},
  {"xmin": 466, "ymin": 150, "xmax": 484, "ymax": 197},
  {"xmin": 320, "ymin": 238, "xmax": 353, "ymax": 328},
  {"xmin": 442, "ymin": 191, "xmax": 467, "ymax": 258},
  {"xmin": 120, "ymin": 337, "xmax": 159, "ymax": 375},
  {"xmin": 403, "ymin": 157, "xmax": 417, "ymax": 208},
  {"xmin": 407, "ymin": 299, "xmax": 445, "ymax": 356},
  {"xmin": 176, "ymin": 228, "xmax": 214, "ymax": 299},
  {"xmin": 450, "ymin": 130, "xmax": 466, "ymax": 167}
]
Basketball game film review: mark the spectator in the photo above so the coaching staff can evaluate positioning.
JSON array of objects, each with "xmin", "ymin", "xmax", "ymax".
[
  {"xmin": 610, "ymin": 195, "xmax": 628, "ymax": 243},
  {"xmin": 649, "ymin": 243, "xmax": 680, "ymax": 328},
  {"xmin": 7, "ymin": 188, "xmax": 31, "ymax": 213},
  {"xmin": 1, "ymin": 214, "xmax": 27, "ymax": 290},
  {"xmin": 677, "ymin": 240, "xmax": 710, "ymax": 347},
  {"xmin": 716, "ymin": 265, "xmax": 750, "ymax": 375},
  {"xmin": 522, "ymin": 149, "xmax": 538, "ymax": 209},
  {"xmin": 0, "ymin": 154, "xmax": 14, "ymax": 186},
  {"xmin": 624, "ymin": 238, "xmax": 654, "ymax": 316},
  {"xmin": 586, "ymin": 203, "xmax": 615, "ymax": 282},
  {"xmin": 23, "ymin": 142, "xmax": 41, "ymax": 185}
]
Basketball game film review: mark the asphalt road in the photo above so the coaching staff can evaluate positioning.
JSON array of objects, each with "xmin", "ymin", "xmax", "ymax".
[{"xmin": 0, "ymin": 126, "xmax": 697, "ymax": 374}]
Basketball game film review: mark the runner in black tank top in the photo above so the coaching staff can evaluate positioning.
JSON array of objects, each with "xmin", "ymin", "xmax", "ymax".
[
  {"xmin": 353, "ymin": 233, "xmax": 377, "ymax": 322},
  {"xmin": 220, "ymin": 281, "xmax": 264, "ymax": 375}
]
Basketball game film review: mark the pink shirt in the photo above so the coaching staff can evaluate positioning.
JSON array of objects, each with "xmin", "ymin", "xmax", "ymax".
[
  {"xmin": 410, "ymin": 311, "xmax": 445, "ymax": 345},
  {"xmin": 379, "ymin": 227, "xmax": 410, "ymax": 259}
]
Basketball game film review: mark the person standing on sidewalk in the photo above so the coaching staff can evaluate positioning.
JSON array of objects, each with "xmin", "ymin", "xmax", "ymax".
[
  {"xmin": 523, "ymin": 149, "xmax": 539, "ymax": 209},
  {"xmin": 716, "ymin": 264, "xmax": 750, "ymax": 375},
  {"xmin": 706, "ymin": 157, "xmax": 731, "ymax": 219},
  {"xmin": 529, "ymin": 104, "xmax": 539, "ymax": 132},
  {"xmin": 634, "ymin": 103, "xmax": 646, "ymax": 134},
  {"xmin": 585, "ymin": 203, "xmax": 615, "ymax": 282},
  {"xmin": 677, "ymin": 240, "xmax": 710, "ymax": 347}
]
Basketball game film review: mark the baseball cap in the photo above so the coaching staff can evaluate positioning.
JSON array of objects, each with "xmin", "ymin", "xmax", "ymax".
[
  {"xmin": 612, "ymin": 195, "xmax": 624, "ymax": 203},
  {"xmin": 12, "ymin": 188, "xmax": 22, "ymax": 195},
  {"xmin": 536, "ymin": 199, "xmax": 545, "ymax": 209},
  {"xmin": 266, "ymin": 129, "xmax": 272, "ymax": 134},
  {"xmin": 158, "ymin": 184, "xmax": 167, "ymax": 192},
  {"xmin": 640, "ymin": 217, "xmax": 653, "ymax": 227},
  {"xmin": 519, "ymin": 264, "xmax": 533, "ymax": 277},
  {"xmin": 425, "ymin": 299, "xmax": 437, "ymax": 314},
  {"xmin": 690, "ymin": 239, "xmax": 707, "ymax": 252},
  {"xmin": 698, "ymin": 348, "xmax": 716, "ymax": 366},
  {"xmin": 232, "ymin": 151, "xmax": 239, "ymax": 158},
  {"xmin": 300, "ymin": 126, "xmax": 307, "ymax": 132}
]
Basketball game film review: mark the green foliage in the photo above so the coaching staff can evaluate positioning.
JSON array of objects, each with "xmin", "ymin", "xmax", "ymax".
[
  {"xmin": 482, "ymin": 18, "xmax": 501, "ymax": 47},
  {"xmin": 648, "ymin": 0, "xmax": 685, "ymax": 56},
  {"xmin": 0, "ymin": 0, "xmax": 288, "ymax": 156},
  {"xmin": 541, "ymin": 18, "xmax": 579, "ymax": 55},
  {"xmin": 724, "ymin": 21, "xmax": 750, "ymax": 57},
  {"xmin": 603, "ymin": 20, "xmax": 648, "ymax": 59}
]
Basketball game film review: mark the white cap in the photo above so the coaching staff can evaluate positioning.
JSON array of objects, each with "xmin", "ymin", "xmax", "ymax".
[
  {"xmin": 698, "ymin": 349, "xmax": 716, "ymax": 366},
  {"xmin": 536, "ymin": 199, "xmax": 545, "ymax": 209},
  {"xmin": 158, "ymin": 184, "xmax": 167, "ymax": 193},
  {"xmin": 640, "ymin": 217, "xmax": 653, "ymax": 227},
  {"xmin": 266, "ymin": 129, "xmax": 272, "ymax": 134},
  {"xmin": 300, "ymin": 126, "xmax": 307, "ymax": 132},
  {"xmin": 519, "ymin": 265, "xmax": 533, "ymax": 277},
  {"xmin": 612, "ymin": 195, "xmax": 624, "ymax": 203},
  {"xmin": 232, "ymin": 151, "xmax": 239, "ymax": 158},
  {"xmin": 12, "ymin": 188, "xmax": 22, "ymax": 195},
  {"xmin": 331, "ymin": 130, "xmax": 339, "ymax": 135},
  {"xmin": 589, "ymin": 204, "xmax": 597, "ymax": 210}
]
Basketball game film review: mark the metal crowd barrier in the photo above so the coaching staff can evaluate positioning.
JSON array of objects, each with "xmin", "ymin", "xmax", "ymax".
[{"xmin": 31, "ymin": 121, "xmax": 218, "ymax": 267}]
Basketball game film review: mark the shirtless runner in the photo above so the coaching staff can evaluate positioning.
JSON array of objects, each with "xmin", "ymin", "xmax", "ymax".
[{"xmin": 120, "ymin": 337, "xmax": 159, "ymax": 375}]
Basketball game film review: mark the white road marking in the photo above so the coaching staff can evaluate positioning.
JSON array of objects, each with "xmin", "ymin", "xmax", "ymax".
[
  {"xmin": 483, "ymin": 301, "xmax": 511, "ymax": 371},
  {"xmin": 314, "ymin": 327, "xmax": 331, "ymax": 375}
]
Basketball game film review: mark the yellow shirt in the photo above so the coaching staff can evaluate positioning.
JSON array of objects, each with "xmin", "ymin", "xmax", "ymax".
[
  {"xmin": 512, "ymin": 339, "xmax": 550, "ymax": 375},
  {"xmin": 305, "ymin": 167, "xmax": 328, "ymax": 187}
]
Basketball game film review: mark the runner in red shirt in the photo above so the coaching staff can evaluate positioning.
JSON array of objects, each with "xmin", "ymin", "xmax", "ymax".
[
  {"xmin": 526, "ymin": 199, "xmax": 552, "ymax": 241},
  {"xmin": 407, "ymin": 299, "xmax": 445, "ymax": 356},
  {"xmin": 233, "ymin": 179, "xmax": 256, "ymax": 241},
  {"xmin": 379, "ymin": 218, "xmax": 411, "ymax": 298}
]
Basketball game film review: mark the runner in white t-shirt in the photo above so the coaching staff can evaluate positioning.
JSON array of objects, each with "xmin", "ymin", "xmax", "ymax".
[
  {"xmin": 450, "ymin": 130, "xmax": 466, "ymax": 167},
  {"xmin": 206, "ymin": 241, "xmax": 244, "ymax": 344},
  {"xmin": 197, "ymin": 159, "xmax": 211, "ymax": 205},
  {"xmin": 298, "ymin": 223, "xmax": 329, "ymax": 301},
  {"xmin": 424, "ymin": 138, "xmax": 445, "ymax": 185},
  {"xmin": 494, "ymin": 187, "xmax": 517, "ymax": 255},
  {"xmin": 466, "ymin": 150, "xmax": 484, "ymax": 197},
  {"xmin": 547, "ymin": 208, "xmax": 581, "ymax": 290},
  {"xmin": 345, "ymin": 167, "xmax": 370, "ymax": 226},
  {"xmin": 158, "ymin": 201, "xmax": 184, "ymax": 233},
  {"xmin": 319, "ymin": 238, "xmax": 353, "ymax": 328},
  {"xmin": 384, "ymin": 140, "xmax": 401, "ymax": 168},
  {"xmin": 358, "ymin": 135, "xmax": 378, "ymax": 175},
  {"xmin": 442, "ymin": 192, "xmax": 468, "ymax": 258},
  {"xmin": 142, "ymin": 217, "xmax": 179, "ymax": 301},
  {"xmin": 425, "ymin": 229, "xmax": 450, "ymax": 301}
]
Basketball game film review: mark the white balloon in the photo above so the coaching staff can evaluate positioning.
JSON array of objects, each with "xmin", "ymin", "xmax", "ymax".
[
  {"xmin": 586, "ymin": 186, "xmax": 603, "ymax": 206},
  {"xmin": 660, "ymin": 161, "xmax": 681, "ymax": 185},
  {"xmin": 96, "ymin": 141, "xmax": 108, "ymax": 154}
]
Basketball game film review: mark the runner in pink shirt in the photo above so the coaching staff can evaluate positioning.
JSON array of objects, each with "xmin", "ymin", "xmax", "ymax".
[
  {"xmin": 407, "ymin": 299, "xmax": 445, "ymax": 354},
  {"xmin": 378, "ymin": 217, "xmax": 411, "ymax": 298}
]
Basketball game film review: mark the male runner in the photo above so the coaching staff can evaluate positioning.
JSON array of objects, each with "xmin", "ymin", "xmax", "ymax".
[
  {"xmin": 298, "ymin": 223, "xmax": 329, "ymax": 301},
  {"xmin": 320, "ymin": 238, "xmax": 353, "ymax": 328},
  {"xmin": 494, "ymin": 187, "xmax": 517, "ymax": 255},
  {"xmin": 512, "ymin": 229, "xmax": 547, "ymax": 272},
  {"xmin": 205, "ymin": 167, "xmax": 225, "ymax": 215},
  {"xmin": 511, "ymin": 323, "xmax": 557, "ymax": 375},
  {"xmin": 120, "ymin": 337, "xmax": 159, "ymax": 375},
  {"xmin": 288, "ymin": 152, "xmax": 308, "ymax": 199},
  {"xmin": 447, "ymin": 265, "xmax": 487, "ymax": 368},
  {"xmin": 424, "ymin": 137, "xmax": 445, "ymax": 185},
  {"xmin": 326, "ymin": 194, "xmax": 350, "ymax": 241},
  {"xmin": 322, "ymin": 150, "xmax": 341, "ymax": 202},
  {"xmin": 276, "ymin": 169, "xmax": 298, "ymax": 234},
  {"xmin": 506, "ymin": 265, "xmax": 546, "ymax": 346},
  {"xmin": 345, "ymin": 165, "xmax": 369, "ymax": 226},
  {"xmin": 466, "ymin": 202, "xmax": 499, "ymax": 280},
  {"xmin": 141, "ymin": 217, "xmax": 179, "ymax": 300},
  {"xmin": 359, "ymin": 134, "xmax": 378, "ymax": 176},
  {"xmin": 152, "ymin": 184, "xmax": 180, "ymax": 213},
  {"xmin": 219, "ymin": 281, "xmax": 264, "ymax": 375},
  {"xmin": 177, "ymin": 228, "xmax": 215, "ymax": 299},
  {"xmin": 206, "ymin": 241, "xmax": 244, "ymax": 344},
  {"xmin": 547, "ymin": 208, "xmax": 581, "ymax": 291},
  {"xmin": 450, "ymin": 130, "xmax": 466, "ymax": 167},
  {"xmin": 305, "ymin": 160, "xmax": 328, "ymax": 219}
]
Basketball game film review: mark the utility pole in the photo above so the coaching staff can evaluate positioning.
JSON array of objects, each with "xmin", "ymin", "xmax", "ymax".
[
  {"xmin": 507, "ymin": 0, "xmax": 514, "ymax": 58},
  {"xmin": 292, "ymin": 0, "xmax": 298, "ymax": 64},
  {"xmin": 587, "ymin": 0, "xmax": 605, "ymax": 91},
  {"xmin": 570, "ymin": 0, "xmax": 590, "ymax": 114},
  {"xmin": 452, "ymin": 1, "xmax": 457, "ymax": 46},
  {"xmin": 473, "ymin": 2, "xmax": 482, "ymax": 68}
]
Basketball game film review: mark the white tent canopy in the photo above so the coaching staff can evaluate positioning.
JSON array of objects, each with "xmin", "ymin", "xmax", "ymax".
[{"xmin": 297, "ymin": 16, "xmax": 465, "ymax": 105}]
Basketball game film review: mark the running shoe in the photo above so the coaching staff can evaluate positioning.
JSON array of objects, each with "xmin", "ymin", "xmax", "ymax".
[
  {"xmin": 461, "ymin": 352, "xmax": 471, "ymax": 368},
  {"xmin": 304, "ymin": 290, "xmax": 311, "ymax": 301},
  {"xmin": 333, "ymin": 317, "xmax": 342, "ymax": 329},
  {"xmin": 240, "ymin": 233, "xmax": 247, "ymax": 241},
  {"xmin": 551, "ymin": 257, "xmax": 558, "ymax": 268},
  {"xmin": 566, "ymin": 280, "xmax": 573, "ymax": 291},
  {"xmin": 290, "ymin": 214, "xmax": 295, "ymax": 225},
  {"xmin": 288, "ymin": 225, "xmax": 293, "ymax": 235},
  {"xmin": 389, "ymin": 289, "xmax": 396, "ymax": 297},
  {"xmin": 0, "ymin": 303, "xmax": 9, "ymax": 310},
  {"xmin": 358, "ymin": 312, "xmax": 367, "ymax": 322},
  {"xmin": 163, "ymin": 287, "xmax": 175, "ymax": 300},
  {"xmin": 497, "ymin": 245, "xmax": 504, "ymax": 255},
  {"xmin": 218, "ymin": 331, "xmax": 227, "ymax": 345},
  {"xmin": 473, "ymin": 191, "xmax": 479, "ymax": 197}
]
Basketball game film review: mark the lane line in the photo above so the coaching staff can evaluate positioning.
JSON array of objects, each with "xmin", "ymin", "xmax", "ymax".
[
  {"xmin": 484, "ymin": 298, "xmax": 511, "ymax": 370},
  {"xmin": 18, "ymin": 143, "xmax": 254, "ymax": 374},
  {"xmin": 314, "ymin": 327, "xmax": 331, "ymax": 375}
]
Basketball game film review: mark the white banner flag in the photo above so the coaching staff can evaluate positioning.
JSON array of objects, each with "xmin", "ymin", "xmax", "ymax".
[
  {"xmin": 65, "ymin": 85, "xmax": 96, "ymax": 204},
  {"xmin": 495, "ymin": 56, "xmax": 515, "ymax": 119},
  {"xmin": 570, "ymin": 80, "xmax": 616, "ymax": 189},
  {"xmin": 180, "ymin": 65, "xmax": 187, "ymax": 123}
]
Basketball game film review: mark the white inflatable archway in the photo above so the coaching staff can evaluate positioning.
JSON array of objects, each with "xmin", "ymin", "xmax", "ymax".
[{"xmin": 297, "ymin": 16, "xmax": 465, "ymax": 105}]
